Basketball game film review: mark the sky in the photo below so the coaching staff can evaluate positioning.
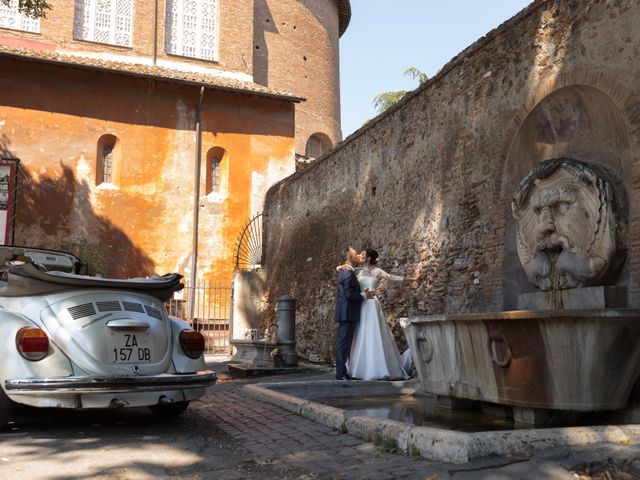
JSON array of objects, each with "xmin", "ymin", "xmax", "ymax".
[{"xmin": 339, "ymin": 0, "xmax": 533, "ymax": 137}]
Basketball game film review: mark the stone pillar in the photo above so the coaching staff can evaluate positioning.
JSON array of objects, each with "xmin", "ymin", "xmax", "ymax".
[{"xmin": 276, "ymin": 294, "xmax": 298, "ymax": 366}]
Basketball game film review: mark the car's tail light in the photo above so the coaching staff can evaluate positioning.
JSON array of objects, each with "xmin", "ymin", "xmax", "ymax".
[
  {"xmin": 16, "ymin": 327, "xmax": 49, "ymax": 361},
  {"xmin": 179, "ymin": 330, "xmax": 205, "ymax": 359}
]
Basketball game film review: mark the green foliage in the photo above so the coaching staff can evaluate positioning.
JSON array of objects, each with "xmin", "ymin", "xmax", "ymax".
[
  {"xmin": 372, "ymin": 90, "xmax": 407, "ymax": 115},
  {"xmin": 1, "ymin": 0, "xmax": 52, "ymax": 18},
  {"xmin": 372, "ymin": 67, "xmax": 429, "ymax": 114},
  {"xmin": 340, "ymin": 423, "xmax": 348, "ymax": 434}
]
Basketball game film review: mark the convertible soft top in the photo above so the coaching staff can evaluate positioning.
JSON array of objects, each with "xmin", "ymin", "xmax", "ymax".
[{"xmin": 0, "ymin": 263, "xmax": 184, "ymax": 301}]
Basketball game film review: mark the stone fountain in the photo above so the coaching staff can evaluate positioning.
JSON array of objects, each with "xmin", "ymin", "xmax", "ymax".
[
  {"xmin": 402, "ymin": 158, "xmax": 640, "ymax": 423},
  {"xmin": 229, "ymin": 271, "xmax": 298, "ymax": 371}
]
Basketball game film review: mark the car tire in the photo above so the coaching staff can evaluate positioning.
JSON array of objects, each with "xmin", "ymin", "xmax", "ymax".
[
  {"xmin": 0, "ymin": 387, "xmax": 13, "ymax": 431},
  {"xmin": 148, "ymin": 400, "xmax": 189, "ymax": 417}
]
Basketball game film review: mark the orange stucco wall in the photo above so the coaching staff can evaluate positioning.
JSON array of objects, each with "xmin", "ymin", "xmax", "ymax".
[{"xmin": 0, "ymin": 57, "xmax": 295, "ymax": 281}]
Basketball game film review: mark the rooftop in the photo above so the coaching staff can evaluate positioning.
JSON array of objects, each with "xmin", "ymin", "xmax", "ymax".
[{"xmin": 0, "ymin": 44, "xmax": 304, "ymax": 103}]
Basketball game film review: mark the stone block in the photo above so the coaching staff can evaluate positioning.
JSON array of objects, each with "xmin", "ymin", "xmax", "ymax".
[{"xmin": 513, "ymin": 407, "xmax": 553, "ymax": 426}]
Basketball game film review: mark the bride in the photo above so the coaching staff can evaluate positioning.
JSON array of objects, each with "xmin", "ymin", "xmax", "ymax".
[{"xmin": 340, "ymin": 248, "xmax": 408, "ymax": 381}]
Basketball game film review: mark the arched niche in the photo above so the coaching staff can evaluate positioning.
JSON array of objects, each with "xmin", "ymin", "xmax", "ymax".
[
  {"xmin": 500, "ymin": 85, "xmax": 631, "ymax": 308},
  {"xmin": 304, "ymin": 132, "xmax": 333, "ymax": 159}
]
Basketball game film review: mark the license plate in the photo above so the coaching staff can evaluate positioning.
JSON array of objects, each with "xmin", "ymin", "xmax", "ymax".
[{"xmin": 107, "ymin": 332, "xmax": 154, "ymax": 363}]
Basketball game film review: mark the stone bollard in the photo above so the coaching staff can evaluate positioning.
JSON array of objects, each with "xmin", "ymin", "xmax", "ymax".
[{"xmin": 276, "ymin": 294, "xmax": 298, "ymax": 366}]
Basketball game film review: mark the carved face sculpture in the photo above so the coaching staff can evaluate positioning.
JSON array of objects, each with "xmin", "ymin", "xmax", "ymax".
[{"xmin": 512, "ymin": 158, "xmax": 617, "ymax": 290}]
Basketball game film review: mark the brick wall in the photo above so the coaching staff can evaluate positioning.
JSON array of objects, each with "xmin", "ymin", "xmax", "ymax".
[
  {"xmin": 262, "ymin": 0, "xmax": 640, "ymax": 361},
  {"xmin": 0, "ymin": 0, "xmax": 343, "ymax": 157}
]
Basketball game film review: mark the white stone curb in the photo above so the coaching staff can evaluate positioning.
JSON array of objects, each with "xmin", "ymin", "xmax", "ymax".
[{"xmin": 243, "ymin": 381, "xmax": 640, "ymax": 464}]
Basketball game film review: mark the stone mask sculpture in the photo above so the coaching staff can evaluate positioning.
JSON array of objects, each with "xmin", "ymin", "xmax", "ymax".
[{"xmin": 512, "ymin": 158, "xmax": 617, "ymax": 290}]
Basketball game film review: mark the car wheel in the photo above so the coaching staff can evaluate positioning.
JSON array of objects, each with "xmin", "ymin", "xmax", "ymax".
[
  {"xmin": 0, "ymin": 387, "xmax": 13, "ymax": 430},
  {"xmin": 148, "ymin": 401, "xmax": 189, "ymax": 417}
]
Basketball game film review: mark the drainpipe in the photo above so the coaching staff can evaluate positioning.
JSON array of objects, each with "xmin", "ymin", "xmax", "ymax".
[
  {"xmin": 189, "ymin": 86, "xmax": 206, "ymax": 319},
  {"xmin": 152, "ymin": 0, "xmax": 158, "ymax": 66}
]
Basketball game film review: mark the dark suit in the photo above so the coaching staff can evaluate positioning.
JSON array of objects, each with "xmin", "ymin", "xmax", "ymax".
[{"xmin": 335, "ymin": 268, "xmax": 364, "ymax": 379}]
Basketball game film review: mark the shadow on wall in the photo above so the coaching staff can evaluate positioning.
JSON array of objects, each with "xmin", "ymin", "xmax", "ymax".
[
  {"xmin": 0, "ymin": 134, "xmax": 13, "ymax": 159},
  {"xmin": 260, "ymin": 2, "xmax": 640, "ymax": 360},
  {"xmin": 252, "ymin": 0, "xmax": 277, "ymax": 86},
  {"xmin": 0, "ymin": 137, "xmax": 155, "ymax": 278}
]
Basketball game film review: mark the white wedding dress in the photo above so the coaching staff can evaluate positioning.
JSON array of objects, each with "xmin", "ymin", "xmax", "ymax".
[{"xmin": 347, "ymin": 267, "xmax": 409, "ymax": 380}]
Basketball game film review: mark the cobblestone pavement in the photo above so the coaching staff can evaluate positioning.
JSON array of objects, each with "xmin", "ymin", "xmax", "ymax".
[{"xmin": 194, "ymin": 388, "xmax": 443, "ymax": 480}]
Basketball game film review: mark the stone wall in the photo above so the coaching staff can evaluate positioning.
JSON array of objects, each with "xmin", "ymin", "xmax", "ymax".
[{"xmin": 262, "ymin": 0, "xmax": 640, "ymax": 361}]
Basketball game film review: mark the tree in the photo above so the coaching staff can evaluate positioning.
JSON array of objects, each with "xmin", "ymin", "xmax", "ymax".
[
  {"xmin": 372, "ymin": 67, "xmax": 429, "ymax": 114},
  {"xmin": 1, "ymin": 0, "xmax": 51, "ymax": 18}
]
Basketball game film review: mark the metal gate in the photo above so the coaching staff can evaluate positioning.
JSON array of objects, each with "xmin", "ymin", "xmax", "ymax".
[
  {"xmin": 165, "ymin": 213, "xmax": 263, "ymax": 354},
  {"xmin": 166, "ymin": 281, "xmax": 232, "ymax": 354}
]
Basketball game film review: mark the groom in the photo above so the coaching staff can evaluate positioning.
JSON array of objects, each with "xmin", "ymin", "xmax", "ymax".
[{"xmin": 335, "ymin": 246, "xmax": 375, "ymax": 380}]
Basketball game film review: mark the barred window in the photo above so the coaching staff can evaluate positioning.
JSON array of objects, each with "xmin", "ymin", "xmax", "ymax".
[
  {"xmin": 205, "ymin": 147, "xmax": 224, "ymax": 195},
  {"xmin": 210, "ymin": 157, "xmax": 220, "ymax": 193},
  {"xmin": 0, "ymin": 0, "xmax": 40, "ymax": 33},
  {"xmin": 74, "ymin": 0, "xmax": 133, "ymax": 47},
  {"xmin": 96, "ymin": 134, "xmax": 118, "ymax": 186},
  {"xmin": 165, "ymin": 0, "xmax": 218, "ymax": 61},
  {"xmin": 102, "ymin": 145, "xmax": 113, "ymax": 184}
]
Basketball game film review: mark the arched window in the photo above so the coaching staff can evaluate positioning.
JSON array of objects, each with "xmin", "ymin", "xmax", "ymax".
[
  {"xmin": 96, "ymin": 134, "xmax": 119, "ymax": 186},
  {"xmin": 305, "ymin": 132, "xmax": 333, "ymax": 159},
  {"xmin": 205, "ymin": 147, "xmax": 226, "ymax": 195}
]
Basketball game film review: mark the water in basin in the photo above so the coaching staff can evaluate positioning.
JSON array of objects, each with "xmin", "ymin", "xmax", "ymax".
[{"xmin": 321, "ymin": 394, "xmax": 619, "ymax": 432}]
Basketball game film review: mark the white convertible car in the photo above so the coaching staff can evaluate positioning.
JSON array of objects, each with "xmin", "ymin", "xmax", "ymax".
[{"xmin": 0, "ymin": 246, "xmax": 216, "ymax": 429}]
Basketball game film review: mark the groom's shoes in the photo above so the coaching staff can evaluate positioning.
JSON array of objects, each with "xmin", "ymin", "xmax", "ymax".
[{"xmin": 336, "ymin": 374, "xmax": 354, "ymax": 380}]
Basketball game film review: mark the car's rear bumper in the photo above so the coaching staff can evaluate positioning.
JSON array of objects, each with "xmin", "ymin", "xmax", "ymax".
[{"xmin": 4, "ymin": 370, "xmax": 216, "ymax": 395}]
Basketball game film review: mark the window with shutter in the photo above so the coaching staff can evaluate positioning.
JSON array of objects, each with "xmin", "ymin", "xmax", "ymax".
[
  {"xmin": 165, "ymin": 0, "xmax": 218, "ymax": 61},
  {"xmin": 0, "ymin": 0, "xmax": 40, "ymax": 33},
  {"xmin": 74, "ymin": 0, "xmax": 132, "ymax": 47}
]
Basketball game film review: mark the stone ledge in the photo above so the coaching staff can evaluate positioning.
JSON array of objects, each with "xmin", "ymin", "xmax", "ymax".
[{"xmin": 243, "ymin": 380, "xmax": 640, "ymax": 465}]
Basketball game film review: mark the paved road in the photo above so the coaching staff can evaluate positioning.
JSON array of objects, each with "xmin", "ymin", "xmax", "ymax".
[{"xmin": 1, "ymin": 364, "xmax": 639, "ymax": 480}]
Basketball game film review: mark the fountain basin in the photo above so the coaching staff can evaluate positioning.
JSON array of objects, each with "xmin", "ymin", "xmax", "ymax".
[
  {"xmin": 230, "ymin": 339, "xmax": 279, "ymax": 366},
  {"xmin": 401, "ymin": 309, "xmax": 640, "ymax": 411},
  {"xmin": 244, "ymin": 379, "xmax": 640, "ymax": 464}
]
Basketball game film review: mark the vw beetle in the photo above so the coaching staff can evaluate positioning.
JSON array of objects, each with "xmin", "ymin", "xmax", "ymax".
[{"xmin": 0, "ymin": 246, "xmax": 216, "ymax": 429}]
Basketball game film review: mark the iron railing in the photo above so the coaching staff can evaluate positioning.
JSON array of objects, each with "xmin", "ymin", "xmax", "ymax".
[
  {"xmin": 234, "ymin": 212, "xmax": 263, "ymax": 271},
  {"xmin": 166, "ymin": 281, "xmax": 232, "ymax": 354}
]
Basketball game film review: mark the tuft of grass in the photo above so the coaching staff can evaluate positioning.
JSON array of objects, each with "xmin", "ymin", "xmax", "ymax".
[
  {"xmin": 379, "ymin": 438, "xmax": 398, "ymax": 454},
  {"xmin": 409, "ymin": 443, "xmax": 420, "ymax": 457},
  {"xmin": 367, "ymin": 432, "xmax": 383, "ymax": 446},
  {"xmin": 339, "ymin": 423, "xmax": 348, "ymax": 434}
]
